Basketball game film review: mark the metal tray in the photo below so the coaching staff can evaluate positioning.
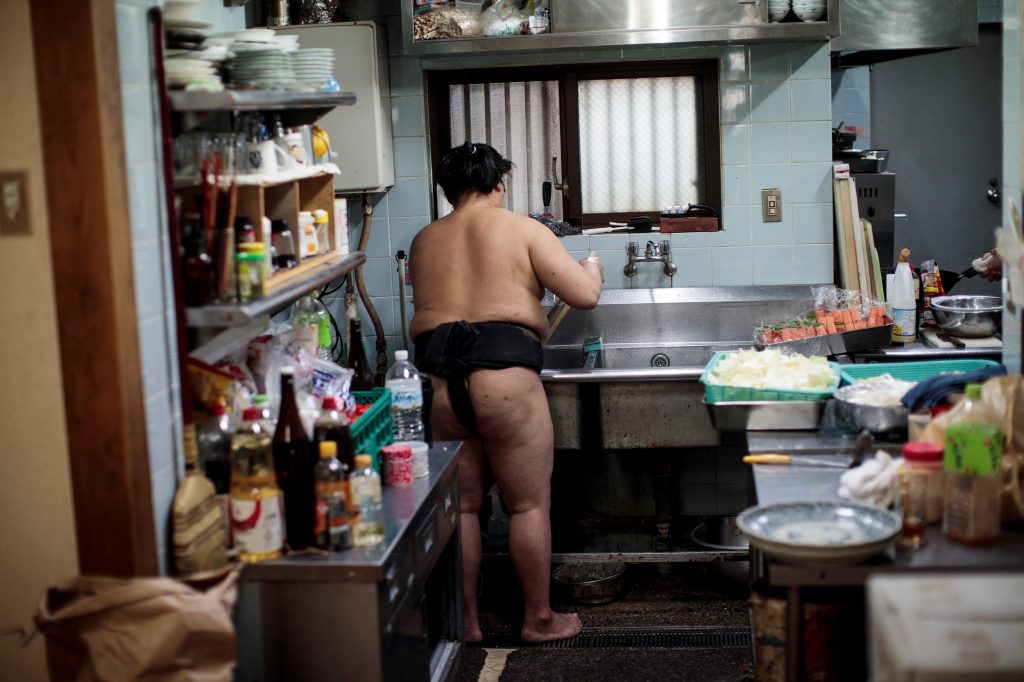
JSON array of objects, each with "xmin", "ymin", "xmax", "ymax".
[
  {"xmin": 758, "ymin": 323, "xmax": 893, "ymax": 358},
  {"xmin": 704, "ymin": 399, "xmax": 826, "ymax": 431}
]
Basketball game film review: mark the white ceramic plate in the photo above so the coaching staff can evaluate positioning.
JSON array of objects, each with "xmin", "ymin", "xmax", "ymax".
[
  {"xmin": 165, "ymin": 17, "xmax": 211, "ymax": 31},
  {"xmin": 737, "ymin": 501, "xmax": 901, "ymax": 567}
]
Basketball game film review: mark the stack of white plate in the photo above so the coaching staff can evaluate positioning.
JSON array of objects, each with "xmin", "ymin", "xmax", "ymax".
[
  {"xmin": 228, "ymin": 48, "xmax": 296, "ymax": 89},
  {"xmin": 767, "ymin": 0, "xmax": 791, "ymax": 22},
  {"xmin": 290, "ymin": 49, "xmax": 335, "ymax": 91},
  {"xmin": 273, "ymin": 34, "xmax": 300, "ymax": 53},
  {"xmin": 792, "ymin": 0, "xmax": 826, "ymax": 22},
  {"xmin": 165, "ymin": 57, "xmax": 222, "ymax": 90}
]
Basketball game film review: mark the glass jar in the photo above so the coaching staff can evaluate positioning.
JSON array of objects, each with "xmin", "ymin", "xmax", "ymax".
[{"xmin": 902, "ymin": 441, "xmax": 944, "ymax": 523}]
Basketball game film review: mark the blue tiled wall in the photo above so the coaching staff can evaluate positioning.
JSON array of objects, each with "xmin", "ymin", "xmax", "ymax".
[
  {"xmin": 831, "ymin": 66, "xmax": 871, "ymax": 148},
  {"xmin": 339, "ymin": 5, "xmax": 836, "ymax": 362},
  {"xmin": 115, "ymin": 0, "xmax": 245, "ymax": 573},
  {"xmin": 1003, "ymin": 0, "xmax": 1021, "ymax": 373}
]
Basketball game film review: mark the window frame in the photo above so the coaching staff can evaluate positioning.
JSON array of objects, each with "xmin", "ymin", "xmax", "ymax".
[{"xmin": 425, "ymin": 60, "xmax": 722, "ymax": 229}]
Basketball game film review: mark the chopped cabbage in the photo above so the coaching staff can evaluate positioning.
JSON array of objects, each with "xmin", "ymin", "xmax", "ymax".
[{"xmin": 707, "ymin": 349, "xmax": 836, "ymax": 391}]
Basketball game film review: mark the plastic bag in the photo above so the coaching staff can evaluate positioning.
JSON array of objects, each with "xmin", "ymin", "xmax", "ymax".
[{"xmin": 754, "ymin": 286, "xmax": 890, "ymax": 345}]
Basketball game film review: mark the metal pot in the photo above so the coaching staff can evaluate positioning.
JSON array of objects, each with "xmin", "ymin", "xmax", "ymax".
[
  {"xmin": 833, "ymin": 383, "xmax": 909, "ymax": 435},
  {"xmin": 552, "ymin": 562, "xmax": 627, "ymax": 605},
  {"xmin": 930, "ymin": 295, "xmax": 1002, "ymax": 338},
  {"xmin": 691, "ymin": 517, "xmax": 749, "ymax": 584},
  {"xmin": 832, "ymin": 149, "xmax": 889, "ymax": 173}
]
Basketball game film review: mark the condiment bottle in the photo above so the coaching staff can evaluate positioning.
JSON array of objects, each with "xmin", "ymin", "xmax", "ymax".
[
  {"xmin": 273, "ymin": 367, "xmax": 316, "ymax": 550},
  {"xmin": 351, "ymin": 454, "xmax": 385, "ymax": 547},
  {"xmin": 230, "ymin": 407, "xmax": 284, "ymax": 562},
  {"xmin": 183, "ymin": 226, "xmax": 215, "ymax": 307},
  {"xmin": 314, "ymin": 441, "xmax": 351, "ymax": 551},
  {"xmin": 902, "ymin": 441, "xmax": 944, "ymax": 523},
  {"xmin": 943, "ymin": 383, "xmax": 1003, "ymax": 546},
  {"xmin": 313, "ymin": 396, "xmax": 358, "ymax": 517},
  {"xmin": 890, "ymin": 247, "xmax": 917, "ymax": 344},
  {"xmin": 172, "ymin": 424, "xmax": 229, "ymax": 576},
  {"xmin": 314, "ymin": 209, "xmax": 330, "ymax": 254},
  {"xmin": 347, "ymin": 319, "xmax": 375, "ymax": 391}
]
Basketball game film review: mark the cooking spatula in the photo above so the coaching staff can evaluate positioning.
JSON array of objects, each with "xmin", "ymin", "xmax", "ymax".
[{"xmin": 542, "ymin": 180, "xmax": 553, "ymax": 217}]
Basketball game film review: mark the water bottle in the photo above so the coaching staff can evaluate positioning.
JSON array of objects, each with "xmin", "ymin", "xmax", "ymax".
[{"xmin": 385, "ymin": 350, "xmax": 424, "ymax": 441}]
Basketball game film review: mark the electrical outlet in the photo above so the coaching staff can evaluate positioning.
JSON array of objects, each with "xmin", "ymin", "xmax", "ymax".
[
  {"xmin": 0, "ymin": 171, "xmax": 30, "ymax": 236},
  {"xmin": 761, "ymin": 188, "xmax": 782, "ymax": 223}
]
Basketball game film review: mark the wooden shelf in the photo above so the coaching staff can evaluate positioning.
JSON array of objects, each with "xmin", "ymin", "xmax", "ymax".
[{"xmin": 185, "ymin": 251, "xmax": 365, "ymax": 327}]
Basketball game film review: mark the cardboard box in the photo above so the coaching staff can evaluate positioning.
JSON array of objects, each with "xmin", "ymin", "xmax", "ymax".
[{"xmin": 868, "ymin": 573, "xmax": 1024, "ymax": 681}]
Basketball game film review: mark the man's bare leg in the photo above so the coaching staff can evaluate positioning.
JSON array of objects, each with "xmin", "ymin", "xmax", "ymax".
[
  {"xmin": 469, "ymin": 368, "xmax": 582, "ymax": 643},
  {"xmin": 457, "ymin": 440, "xmax": 486, "ymax": 643}
]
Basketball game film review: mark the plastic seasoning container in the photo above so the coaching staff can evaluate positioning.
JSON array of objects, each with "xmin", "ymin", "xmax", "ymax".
[
  {"xmin": 236, "ymin": 243, "xmax": 267, "ymax": 301},
  {"xmin": 943, "ymin": 383, "xmax": 1003, "ymax": 546},
  {"xmin": 902, "ymin": 441, "xmax": 944, "ymax": 523},
  {"xmin": 313, "ymin": 209, "xmax": 330, "ymax": 254},
  {"xmin": 380, "ymin": 444, "xmax": 413, "ymax": 486},
  {"xmin": 395, "ymin": 440, "xmax": 429, "ymax": 479}
]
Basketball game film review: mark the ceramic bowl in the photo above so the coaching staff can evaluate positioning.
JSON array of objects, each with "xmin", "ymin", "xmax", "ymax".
[
  {"xmin": 792, "ymin": 1, "xmax": 827, "ymax": 22},
  {"xmin": 737, "ymin": 501, "xmax": 901, "ymax": 566}
]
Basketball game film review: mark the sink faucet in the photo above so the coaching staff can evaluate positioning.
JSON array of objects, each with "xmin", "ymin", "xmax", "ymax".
[{"xmin": 624, "ymin": 240, "xmax": 677, "ymax": 277}]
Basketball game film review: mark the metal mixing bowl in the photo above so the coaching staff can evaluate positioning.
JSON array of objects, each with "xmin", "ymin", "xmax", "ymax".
[
  {"xmin": 552, "ymin": 562, "xmax": 627, "ymax": 605},
  {"xmin": 930, "ymin": 295, "xmax": 1002, "ymax": 338},
  {"xmin": 833, "ymin": 383, "xmax": 909, "ymax": 435}
]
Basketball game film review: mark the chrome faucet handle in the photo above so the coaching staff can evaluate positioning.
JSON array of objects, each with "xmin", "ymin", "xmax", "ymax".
[
  {"xmin": 626, "ymin": 241, "xmax": 639, "ymax": 256},
  {"xmin": 660, "ymin": 239, "xmax": 671, "ymax": 254},
  {"xmin": 645, "ymin": 240, "xmax": 657, "ymax": 257}
]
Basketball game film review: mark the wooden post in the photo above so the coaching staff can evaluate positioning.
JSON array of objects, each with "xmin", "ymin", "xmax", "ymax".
[{"xmin": 29, "ymin": 0, "xmax": 158, "ymax": 575}]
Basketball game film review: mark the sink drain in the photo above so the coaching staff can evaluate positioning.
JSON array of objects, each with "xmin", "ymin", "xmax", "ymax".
[{"xmin": 651, "ymin": 353, "xmax": 670, "ymax": 368}]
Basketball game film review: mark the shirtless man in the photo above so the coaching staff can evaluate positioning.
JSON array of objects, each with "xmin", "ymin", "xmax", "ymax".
[{"xmin": 410, "ymin": 142, "xmax": 604, "ymax": 643}]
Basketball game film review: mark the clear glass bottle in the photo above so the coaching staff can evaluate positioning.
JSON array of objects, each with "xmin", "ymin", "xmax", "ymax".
[
  {"xmin": 347, "ymin": 319, "xmax": 375, "ymax": 391},
  {"xmin": 315, "ymin": 441, "xmax": 351, "ymax": 551},
  {"xmin": 351, "ymin": 454, "xmax": 385, "ymax": 547},
  {"xmin": 314, "ymin": 396, "xmax": 358, "ymax": 517},
  {"xmin": 943, "ymin": 383, "xmax": 1003, "ymax": 546},
  {"xmin": 385, "ymin": 350, "xmax": 424, "ymax": 441},
  {"xmin": 230, "ymin": 407, "xmax": 284, "ymax": 562}
]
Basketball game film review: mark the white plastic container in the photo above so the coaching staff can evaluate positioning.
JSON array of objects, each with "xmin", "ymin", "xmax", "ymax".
[{"xmin": 890, "ymin": 247, "xmax": 916, "ymax": 344}]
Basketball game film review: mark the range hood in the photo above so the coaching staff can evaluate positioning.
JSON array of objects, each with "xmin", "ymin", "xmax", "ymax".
[{"xmin": 831, "ymin": 0, "xmax": 980, "ymax": 68}]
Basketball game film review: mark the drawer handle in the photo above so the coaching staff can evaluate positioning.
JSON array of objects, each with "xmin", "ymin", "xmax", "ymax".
[
  {"xmin": 389, "ymin": 585, "xmax": 400, "ymax": 603},
  {"xmin": 423, "ymin": 534, "xmax": 434, "ymax": 554},
  {"xmin": 385, "ymin": 564, "xmax": 397, "ymax": 581}
]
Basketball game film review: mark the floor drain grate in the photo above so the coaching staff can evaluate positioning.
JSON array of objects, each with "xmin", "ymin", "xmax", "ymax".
[{"xmin": 477, "ymin": 625, "xmax": 752, "ymax": 650}]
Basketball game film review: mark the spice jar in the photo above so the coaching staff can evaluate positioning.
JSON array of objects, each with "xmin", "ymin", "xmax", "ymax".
[
  {"xmin": 236, "ymin": 245, "xmax": 267, "ymax": 303},
  {"xmin": 902, "ymin": 441, "xmax": 944, "ymax": 523}
]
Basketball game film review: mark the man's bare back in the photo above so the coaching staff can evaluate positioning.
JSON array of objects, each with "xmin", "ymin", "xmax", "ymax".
[{"xmin": 410, "ymin": 200, "xmax": 602, "ymax": 340}]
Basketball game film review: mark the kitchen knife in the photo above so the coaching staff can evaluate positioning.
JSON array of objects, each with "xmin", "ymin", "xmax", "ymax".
[
  {"xmin": 542, "ymin": 180, "xmax": 553, "ymax": 217},
  {"xmin": 743, "ymin": 453, "xmax": 852, "ymax": 469}
]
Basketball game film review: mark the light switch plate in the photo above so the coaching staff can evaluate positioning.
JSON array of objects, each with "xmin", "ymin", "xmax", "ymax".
[
  {"xmin": 761, "ymin": 188, "xmax": 782, "ymax": 223},
  {"xmin": 0, "ymin": 171, "xmax": 30, "ymax": 236}
]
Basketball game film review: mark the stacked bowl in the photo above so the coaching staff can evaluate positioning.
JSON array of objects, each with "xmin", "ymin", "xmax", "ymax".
[
  {"xmin": 792, "ymin": 0, "xmax": 827, "ymax": 22},
  {"xmin": 767, "ymin": 0, "xmax": 790, "ymax": 22},
  {"xmin": 291, "ymin": 49, "xmax": 335, "ymax": 91}
]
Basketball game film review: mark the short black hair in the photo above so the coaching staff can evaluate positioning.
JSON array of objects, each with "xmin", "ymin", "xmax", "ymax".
[{"xmin": 436, "ymin": 142, "xmax": 512, "ymax": 206}]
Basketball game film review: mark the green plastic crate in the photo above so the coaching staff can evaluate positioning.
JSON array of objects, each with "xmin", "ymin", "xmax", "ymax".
[
  {"xmin": 700, "ymin": 351, "xmax": 841, "ymax": 403},
  {"xmin": 839, "ymin": 360, "xmax": 1002, "ymax": 386},
  {"xmin": 351, "ymin": 388, "xmax": 392, "ymax": 471}
]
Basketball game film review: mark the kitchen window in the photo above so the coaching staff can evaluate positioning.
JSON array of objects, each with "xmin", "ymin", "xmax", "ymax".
[{"xmin": 426, "ymin": 60, "xmax": 721, "ymax": 228}]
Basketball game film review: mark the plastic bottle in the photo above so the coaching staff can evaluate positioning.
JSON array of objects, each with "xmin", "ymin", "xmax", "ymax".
[
  {"xmin": 252, "ymin": 393, "xmax": 275, "ymax": 428},
  {"xmin": 314, "ymin": 209, "xmax": 330, "ymax": 254},
  {"xmin": 347, "ymin": 319, "xmax": 375, "ymax": 391},
  {"xmin": 172, "ymin": 424, "xmax": 228, "ymax": 576},
  {"xmin": 385, "ymin": 350, "xmax": 425, "ymax": 441},
  {"xmin": 314, "ymin": 396, "xmax": 358, "ymax": 517},
  {"xmin": 890, "ymin": 247, "xmax": 917, "ymax": 344},
  {"xmin": 291, "ymin": 296, "xmax": 331, "ymax": 360},
  {"xmin": 351, "ymin": 454, "xmax": 385, "ymax": 547},
  {"xmin": 314, "ymin": 441, "xmax": 351, "ymax": 551},
  {"xmin": 943, "ymin": 383, "xmax": 1003, "ymax": 546},
  {"xmin": 230, "ymin": 407, "xmax": 284, "ymax": 562},
  {"xmin": 273, "ymin": 367, "xmax": 316, "ymax": 550},
  {"xmin": 197, "ymin": 401, "xmax": 232, "ymax": 497}
]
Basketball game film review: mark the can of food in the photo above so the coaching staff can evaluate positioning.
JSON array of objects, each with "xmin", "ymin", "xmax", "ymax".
[{"xmin": 380, "ymin": 444, "xmax": 413, "ymax": 486}]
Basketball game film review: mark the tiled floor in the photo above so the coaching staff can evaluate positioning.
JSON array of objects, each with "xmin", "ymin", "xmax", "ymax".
[{"xmin": 458, "ymin": 561, "xmax": 754, "ymax": 682}]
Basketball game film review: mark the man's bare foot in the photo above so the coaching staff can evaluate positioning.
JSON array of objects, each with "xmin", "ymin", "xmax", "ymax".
[
  {"xmin": 521, "ymin": 611, "xmax": 582, "ymax": 643},
  {"xmin": 465, "ymin": 622, "xmax": 484, "ymax": 644}
]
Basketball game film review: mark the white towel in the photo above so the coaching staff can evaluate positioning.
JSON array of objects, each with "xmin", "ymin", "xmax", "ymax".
[{"xmin": 838, "ymin": 450, "xmax": 903, "ymax": 508}]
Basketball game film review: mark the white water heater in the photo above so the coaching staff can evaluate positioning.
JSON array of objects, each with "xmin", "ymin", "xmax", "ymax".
[{"xmin": 277, "ymin": 22, "xmax": 395, "ymax": 193}]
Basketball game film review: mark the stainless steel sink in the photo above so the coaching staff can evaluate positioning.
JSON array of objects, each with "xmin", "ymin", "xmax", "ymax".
[{"xmin": 540, "ymin": 285, "xmax": 823, "ymax": 449}]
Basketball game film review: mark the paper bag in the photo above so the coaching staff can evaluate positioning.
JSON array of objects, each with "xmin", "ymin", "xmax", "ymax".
[{"xmin": 34, "ymin": 568, "xmax": 238, "ymax": 681}]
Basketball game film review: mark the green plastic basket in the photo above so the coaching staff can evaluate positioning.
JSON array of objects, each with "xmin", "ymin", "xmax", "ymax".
[
  {"xmin": 700, "ymin": 351, "xmax": 841, "ymax": 403},
  {"xmin": 839, "ymin": 360, "xmax": 1002, "ymax": 386},
  {"xmin": 351, "ymin": 388, "xmax": 392, "ymax": 471}
]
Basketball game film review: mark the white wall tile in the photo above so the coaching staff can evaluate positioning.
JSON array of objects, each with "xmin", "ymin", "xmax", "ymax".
[
  {"xmin": 751, "ymin": 215, "xmax": 793, "ymax": 246},
  {"xmin": 710, "ymin": 46, "xmax": 749, "ymax": 82},
  {"xmin": 711, "ymin": 246, "xmax": 753, "ymax": 286},
  {"xmin": 792, "ymin": 202, "xmax": 834, "ymax": 244},
  {"xmin": 749, "ymin": 164, "xmax": 792, "ymax": 205},
  {"xmin": 720, "ymin": 83, "xmax": 750, "ymax": 125},
  {"xmin": 789, "ymin": 162, "xmax": 832, "ymax": 203},
  {"xmin": 791, "ymin": 79, "xmax": 832, "ymax": 121},
  {"xmin": 751, "ymin": 82, "xmax": 791, "ymax": 122},
  {"xmin": 790, "ymin": 120, "xmax": 831, "ymax": 162},
  {"xmin": 133, "ymin": 241, "xmax": 165, "ymax": 321},
  {"xmin": 752, "ymin": 246, "xmax": 794, "ymax": 284},
  {"xmin": 789, "ymin": 43, "xmax": 830, "ymax": 80},
  {"xmin": 392, "ymin": 136, "xmax": 428, "ymax": 177},
  {"xmin": 790, "ymin": 244, "xmax": 835, "ymax": 284},
  {"xmin": 391, "ymin": 95, "xmax": 426, "ymax": 137},
  {"xmin": 670, "ymin": 232, "xmax": 711, "ymax": 249},
  {"xmin": 721, "ymin": 125, "xmax": 750, "ymax": 165},
  {"xmin": 387, "ymin": 176, "xmax": 430, "ymax": 217},
  {"xmin": 750, "ymin": 123, "xmax": 791, "ymax": 164},
  {"xmin": 362, "ymin": 256, "xmax": 396, "ymax": 297},
  {"xmin": 749, "ymin": 44, "xmax": 789, "ymax": 81},
  {"xmin": 389, "ymin": 216, "xmax": 429, "ymax": 254},
  {"xmin": 710, "ymin": 206, "xmax": 752, "ymax": 246},
  {"xmin": 672, "ymin": 248, "xmax": 713, "ymax": 286},
  {"xmin": 721, "ymin": 165, "xmax": 751, "ymax": 206},
  {"xmin": 595, "ymin": 248, "xmax": 632, "ymax": 289}
]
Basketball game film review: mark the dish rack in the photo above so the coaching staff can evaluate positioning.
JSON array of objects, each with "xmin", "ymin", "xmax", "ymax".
[
  {"xmin": 351, "ymin": 388, "xmax": 393, "ymax": 470},
  {"xmin": 838, "ymin": 359, "xmax": 1001, "ymax": 386}
]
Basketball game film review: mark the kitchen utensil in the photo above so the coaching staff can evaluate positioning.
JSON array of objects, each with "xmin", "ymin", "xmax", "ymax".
[
  {"xmin": 743, "ymin": 454, "xmax": 852, "ymax": 469},
  {"xmin": 832, "ymin": 149, "xmax": 889, "ymax": 173},
  {"xmin": 939, "ymin": 266, "xmax": 981, "ymax": 293},
  {"xmin": 543, "ymin": 298, "xmax": 571, "ymax": 344},
  {"xmin": 542, "ymin": 180, "xmax": 553, "ymax": 217},
  {"xmin": 486, "ymin": 485, "xmax": 508, "ymax": 546},
  {"xmin": 737, "ymin": 501, "xmax": 902, "ymax": 567},
  {"xmin": 832, "ymin": 124, "xmax": 857, "ymax": 151},
  {"xmin": 850, "ymin": 429, "xmax": 874, "ymax": 468},
  {"xmin": 930, "ymin": 295, "xmax": 1003, "ymax": 338},
  {"xmin": 691, "ymin": 517, "xmax": 749, "ymax": 583},
  {"xmin": 582, "ymin": 224, "xmax": 632, "ymax": 235},
  {"xmin": 834, "ymin": 384, "xmax": 910, "ymax": 435},
  {"xmin": 552, "ymin": 562, "xmax": 627, "ymax": 605}
]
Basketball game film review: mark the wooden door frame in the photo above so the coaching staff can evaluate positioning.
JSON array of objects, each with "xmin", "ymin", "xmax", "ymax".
[{"xmin": 29, "ymin": 0, "xmax": 159, "ymax": 576}]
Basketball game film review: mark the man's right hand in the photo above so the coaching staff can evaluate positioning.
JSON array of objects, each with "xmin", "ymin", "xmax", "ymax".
[{"xmin": 580, "ymin": 255, "xmax": 605, "ymax": 284}]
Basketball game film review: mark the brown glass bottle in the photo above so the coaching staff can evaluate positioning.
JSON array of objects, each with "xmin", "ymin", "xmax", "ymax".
[
  {"xmin": 347, "ymin": 319, "xmax": 375, "ymax": 391},
  {"xmin": 313, "ymin": 396, "xmax": 358, "ymax": 517},
  {"xmin": 273, "ymin": 367, "xmax": 316, "ymax": 550}
]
